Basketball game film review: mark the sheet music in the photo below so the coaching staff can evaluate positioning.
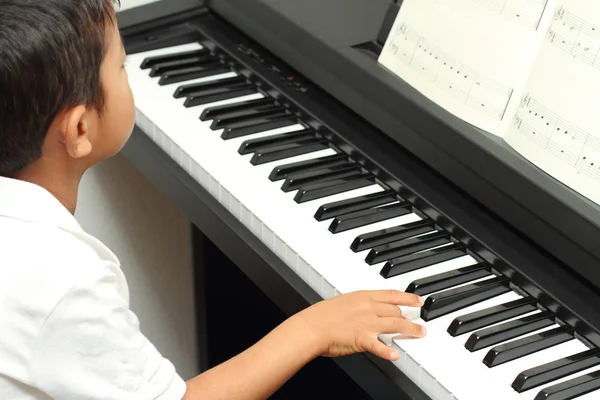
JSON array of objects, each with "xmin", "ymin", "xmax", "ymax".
[
  {"xmin": 378, "ymin": 0, "xmax": 557, "ymax": 136},
  {"xmin": 471, "ymin": 0, "xmax": 550, "ymax": 30},
  {"xmin": 505, "ymin": 0, "xmax": 600, "ymax": 205}
]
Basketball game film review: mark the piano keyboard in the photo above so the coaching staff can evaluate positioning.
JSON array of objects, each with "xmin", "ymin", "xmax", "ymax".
[{"xmin": 126, "ymin": 40, "xmax": 600, "ymax": 400}]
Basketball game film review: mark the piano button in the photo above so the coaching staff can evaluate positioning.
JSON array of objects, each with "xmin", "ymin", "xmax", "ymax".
[
  {"xmin": 294, "ymin": 174, "xmax": 375, "ymax": 203},
  {"xmin": 174, "ymin": 75, "xmax": 247, "ymax": 98},
  {"xmin": 282, "ymin": 164, "xmax": 362, "ymax": 192},
  {"xmin": 350, "ymin": 219, "xmax": 436, "ymax": 252},
  {"xmin": 465, "ymin": 311, "xmax": 555, "ymax": 352},
  {"xmin": 221, "ymin": 114, "xmax": 297, "ymax": 140},
  {"xmin": 140, "ymin": 48, "xmax": 210, "ymax": 69},
  {"xmin": 420, "ymin": 276, "xmax": 511, "ymax": 321},
  {"xmin": 513, "ymin": 348, "xmax": 600, "ymax": 392},
  {"xmin": 269, "ymin": 153, "xmax": 348, "ymax": 181},
  {"xmin": 159, "ymin": 63, "xmax": 231, "ymax": 85},
  {"xmin": 149, "ymin": 55, "xmax": 218, "ymax": 77},
  {"xmin": 211, "ymin": 106, "xmax": 284, "ymax": 130},
  {"xmin": 238, "ymin": 128, "xmax": 316, "ymax": 155},
  {"xmin": 534, "ymin": 368, "xmax": 600, "ymax": 400},
  {"xmin": 483, "ymin": 326, "xmax": 575, "ymax": 368},
  {"xmin": 250, "ymin": 138, "xmax": 329, "ymax": 165},
  {"xmin": 328, "ymin": 201, "xmax": 412, "ymax": 234},
  {"xmin": 201, "ymin": 97, "xmax": 275, "ymax": 121},
  {"xmin": 365, "ymin": 230, "xmax": 451, "ymax": 265},
  {"xmin": 405, "ymin": 262, "xmax": 491, "ymax": 295},
  {"xmin": 380, "ymin": 242, "xmax": 467, "ymax": 278},
  {"xmin": 314, "ymin": 190, "xmax": 398, "ymax": 221},
  {"xmin": 447, "ymin": 296, "xmax": 538, "ymax": 337}
]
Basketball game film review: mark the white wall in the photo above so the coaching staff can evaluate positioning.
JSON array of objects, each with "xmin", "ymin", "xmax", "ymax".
[{"xmin": 74, "ymin": 0, "xmax": 199, "ymax": 381}]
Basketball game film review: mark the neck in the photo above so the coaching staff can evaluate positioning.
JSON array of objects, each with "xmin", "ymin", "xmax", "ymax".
[{"xmin": 14, "ymin": 162, "xmax": 84, "ymax": 215}]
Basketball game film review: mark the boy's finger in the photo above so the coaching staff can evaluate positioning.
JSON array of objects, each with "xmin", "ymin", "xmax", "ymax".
[
  {"xmin": 362, "ymin": 337, "xmax": 401, "ymax": 361},
  {"xmin": 378, "ymin": 317, "xmax": 427, "ymax": 337},
  {"xmin": 372, "ymin": 289, "xmax": 424, "ymax": 307},
  {"xmin": 375, "ymin": 303, "xmax": 403, "ymax": 318}
]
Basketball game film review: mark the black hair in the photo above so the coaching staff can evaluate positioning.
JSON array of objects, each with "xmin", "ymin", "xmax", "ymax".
[{"xmin": 0, "ymin": 0, "xmax": 121, "ymax": 176}]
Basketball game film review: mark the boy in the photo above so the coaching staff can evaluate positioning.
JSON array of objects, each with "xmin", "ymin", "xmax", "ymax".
[{"xmin": 0, "ymin": 1, "xmax": 426, "ymax": 399}]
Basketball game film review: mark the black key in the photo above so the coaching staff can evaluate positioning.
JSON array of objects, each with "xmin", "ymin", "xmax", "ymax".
[
  {"xmin": 406, "ymin": 262, "xmax": 491, "ymax": 296},
  {"xmin": 484, "ymin": 326, "xmax": 574, "ymax": 367},
  {"xmin": 534, "ymin": 369, "xmax": 600, "ymax": 400},
  {"xmin": 420, "ymin": 276, "xmax": 511, "ymax": 321},
  {"xmin": 141, "ymin": 48, "xmax": 210, "ymax": 69},
  {"xmin": 174, "ymin": 75, "xmax": 247, "ymax": 98},
  {"xmin": 269, "ymin": 154, "xmax": 348, "ymax": 181},
  {"xmin": 160, "ymin": 62, "xmax": 230, "ymax": 85},
  {"xmin": 380, "ymin": 242, "xmax": 467, "ymax": 279},
  {"xmin": 212, "ymin": 106, "xmax": 283, "ymax": 130},
  {"xmin": 465, "ymin": 311, "xmax": 555, "ymax": 352},
  {"xmin": 513, "ymin": 349, "xmax": 600, "ymax": 393},
  {"xmin": 250, "ymin": 139, "xmax": 329, "ymax": 165},
  {"xmin": 282, "ymin": 164, "xmax": 362, "ymax": 192},
  {"xmin": 185, "ymin": 80, "xmax": 257, "ymax": 108},
  {"xmin": 201, "ymin": 97, "xmax": 275, "ymax": 121},
  {"xmin": 365, "ymin": 230, "xmax": 451, "ymax": 265},
  {"xmin": 329, "ymin": 202, "xmax": 412, "ymax": 234},
  {"xmin": 315, "ymin": 190, "xmax": 398, "ymax": 221},
  {"xmin": 294, "ymin": 174, "xmax": 375, "ymax": 203},
  {"xmin": 239, "ymin": 128, "xmax": 316, "ymax": 155},
  {"xmin": 150, "ymin": 55, "xmax": 217, "ymax": 77},
  {"xmin": 221, "ymin": 114, "xmax": 297, "ymax": 140},
  {"xmin": 447, "ymin": 296, "xmax": 538, "ymax": 337},
  {"xmin": 350, "ymin": 219, "xmax": 436, "ymax": 252}
]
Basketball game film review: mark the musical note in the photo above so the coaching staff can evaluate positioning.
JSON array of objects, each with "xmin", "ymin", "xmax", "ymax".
[
  {"xmin": 547, "ymin": 6, "xmax": 600, "ymax": 70},
  {"xmin": 470, "ymin": 0, "xmax": 549, "ymax": 30},
  {"xmin": 386, "ymin": 24, "xmax": 514, "ymax": 120},
  {"xmin": 512, "ymin": 94, "xmax": 600, "ymax": 182}
]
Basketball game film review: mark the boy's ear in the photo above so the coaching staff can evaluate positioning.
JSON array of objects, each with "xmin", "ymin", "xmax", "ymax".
[{"xmin": 58, "ymin": 105, "xmax": 93, "ymax": 159}]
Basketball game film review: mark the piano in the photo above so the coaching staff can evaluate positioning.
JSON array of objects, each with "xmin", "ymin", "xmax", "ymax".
[{"xmin": 116, "ymin": 1, "xmax": 600, "ymax": 399}]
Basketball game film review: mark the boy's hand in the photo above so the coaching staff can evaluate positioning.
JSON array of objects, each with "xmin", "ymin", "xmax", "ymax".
[{"xmin": 294, "ymin": 290, "xmax": 426, "ymax": 361}]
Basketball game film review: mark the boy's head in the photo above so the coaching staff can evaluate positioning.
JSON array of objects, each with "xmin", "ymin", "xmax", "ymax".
[{"xmin": 0, "ymin": 0, "xmax": 134, "ymax": 178}]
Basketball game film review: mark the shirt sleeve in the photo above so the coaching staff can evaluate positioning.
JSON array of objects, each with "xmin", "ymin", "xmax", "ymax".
[{"xmin": 29, "ymin": 266, "xmax": 187, "ymax": 400}]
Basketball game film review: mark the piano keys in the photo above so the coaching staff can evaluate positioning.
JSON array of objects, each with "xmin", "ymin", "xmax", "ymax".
[
  {"xmin": 118, "ymin": 2, "xmax": 600, "ymax": 400},
  {"xmin": 124, "ymin": 38, "xmax": 600, "ymax": 399}
]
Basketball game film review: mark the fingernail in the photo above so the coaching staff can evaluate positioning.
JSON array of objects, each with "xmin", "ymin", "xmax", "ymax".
[
  {"xmin": 390, "ymin": 350, "xmax": 400, "ymax": 360},
  {"xmin": 421, "ymin": 325, "xmax": 427, "ymax": 336},
  {"xmin": 418, "ymin": 296, "xmax": 425, "ymax": 305}
]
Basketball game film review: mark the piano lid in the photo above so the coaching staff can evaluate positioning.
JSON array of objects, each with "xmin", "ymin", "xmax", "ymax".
[{"xmin": 207, "ymin": 0, "xmax": 600, "ymax": 290}]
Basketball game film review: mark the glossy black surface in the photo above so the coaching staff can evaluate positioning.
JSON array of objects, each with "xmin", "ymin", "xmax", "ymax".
[
  {"xmin": 250, "ymin": 139, "xmax": 329, "ymax": 165},
  {"xmin": 315, "ymin": 190, "xmax": 397, "ymax": 221},
  {"xmin": 405, "ymin": 262, "xmax": 491, "ymax": 296},
  {"xmin": 483, "ymin": 326, "xmax": 574, "ymax": 367},
  {"xmin": 381, "ymin": 243, "xmax": 467, "ymax": 279},
  {"xmin": 465, "ymin": 311, "xmax": 555, "ymax": 352},
  {"xmin": 513, "ymin": 348, "xmax": 600, "ymax": 392},
  {"xmin": 282, "ymin": 164, "xmax": 362, "ymax": 192},
  {"xmin": 365, "ymin": 230, "xmax": 450, "ymax": 265},
  {"xmin": 294, "ymin": 174, "xmax": 374, "ymax": 203},
  {"xmin": 350, "ymin": 219, "xmax": 436, "ymax": 252},
  {"xmin": 447, "ymin": 296, "xmax": 538, "ymax": 337},
  {"xmin": 329, "ymin": 202, "xmax": 411, "ymax": 233},
  {"xmin": 269, "ymin": 154, "xmax": 348, "ymax": 182},
  {"xmin": 201, "ymin": 97, "xmax": 275, "ymax": 120},
  {"xmin": 534, "ymin": 369, "xmax": 600, "ymax": 400},
  {"xmin": 238, "ymin": 128, "xmax": 315, "ymax": 154},
  {"xmin": 420, "ymin": 276, "xmax": 511, "ymax": 321}
]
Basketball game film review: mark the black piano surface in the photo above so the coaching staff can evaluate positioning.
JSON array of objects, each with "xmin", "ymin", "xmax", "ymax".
[{"xmin": 117, "ymin": 1, "xmax": 600, "ymax": 399}]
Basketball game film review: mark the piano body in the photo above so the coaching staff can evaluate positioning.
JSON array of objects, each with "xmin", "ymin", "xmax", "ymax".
[{"xmin": 117, "ymin": 0, "xmax": 600, "ymax": 399}]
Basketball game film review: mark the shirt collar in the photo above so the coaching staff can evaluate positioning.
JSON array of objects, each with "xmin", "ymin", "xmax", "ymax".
[{"xmin": 0, "ymin": 176, "xmax": 83, "ymax": 233}]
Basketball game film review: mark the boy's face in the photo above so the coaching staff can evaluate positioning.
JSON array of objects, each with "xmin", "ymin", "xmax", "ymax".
[{"xmin": 86, "ymin": 18, "xmax": 135, "ymax": 164}]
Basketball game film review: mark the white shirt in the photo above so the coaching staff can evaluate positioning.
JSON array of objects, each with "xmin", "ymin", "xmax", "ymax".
[{"xmin": 0, "ymin": 176, "xmax": 187, "ymax": 399}]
